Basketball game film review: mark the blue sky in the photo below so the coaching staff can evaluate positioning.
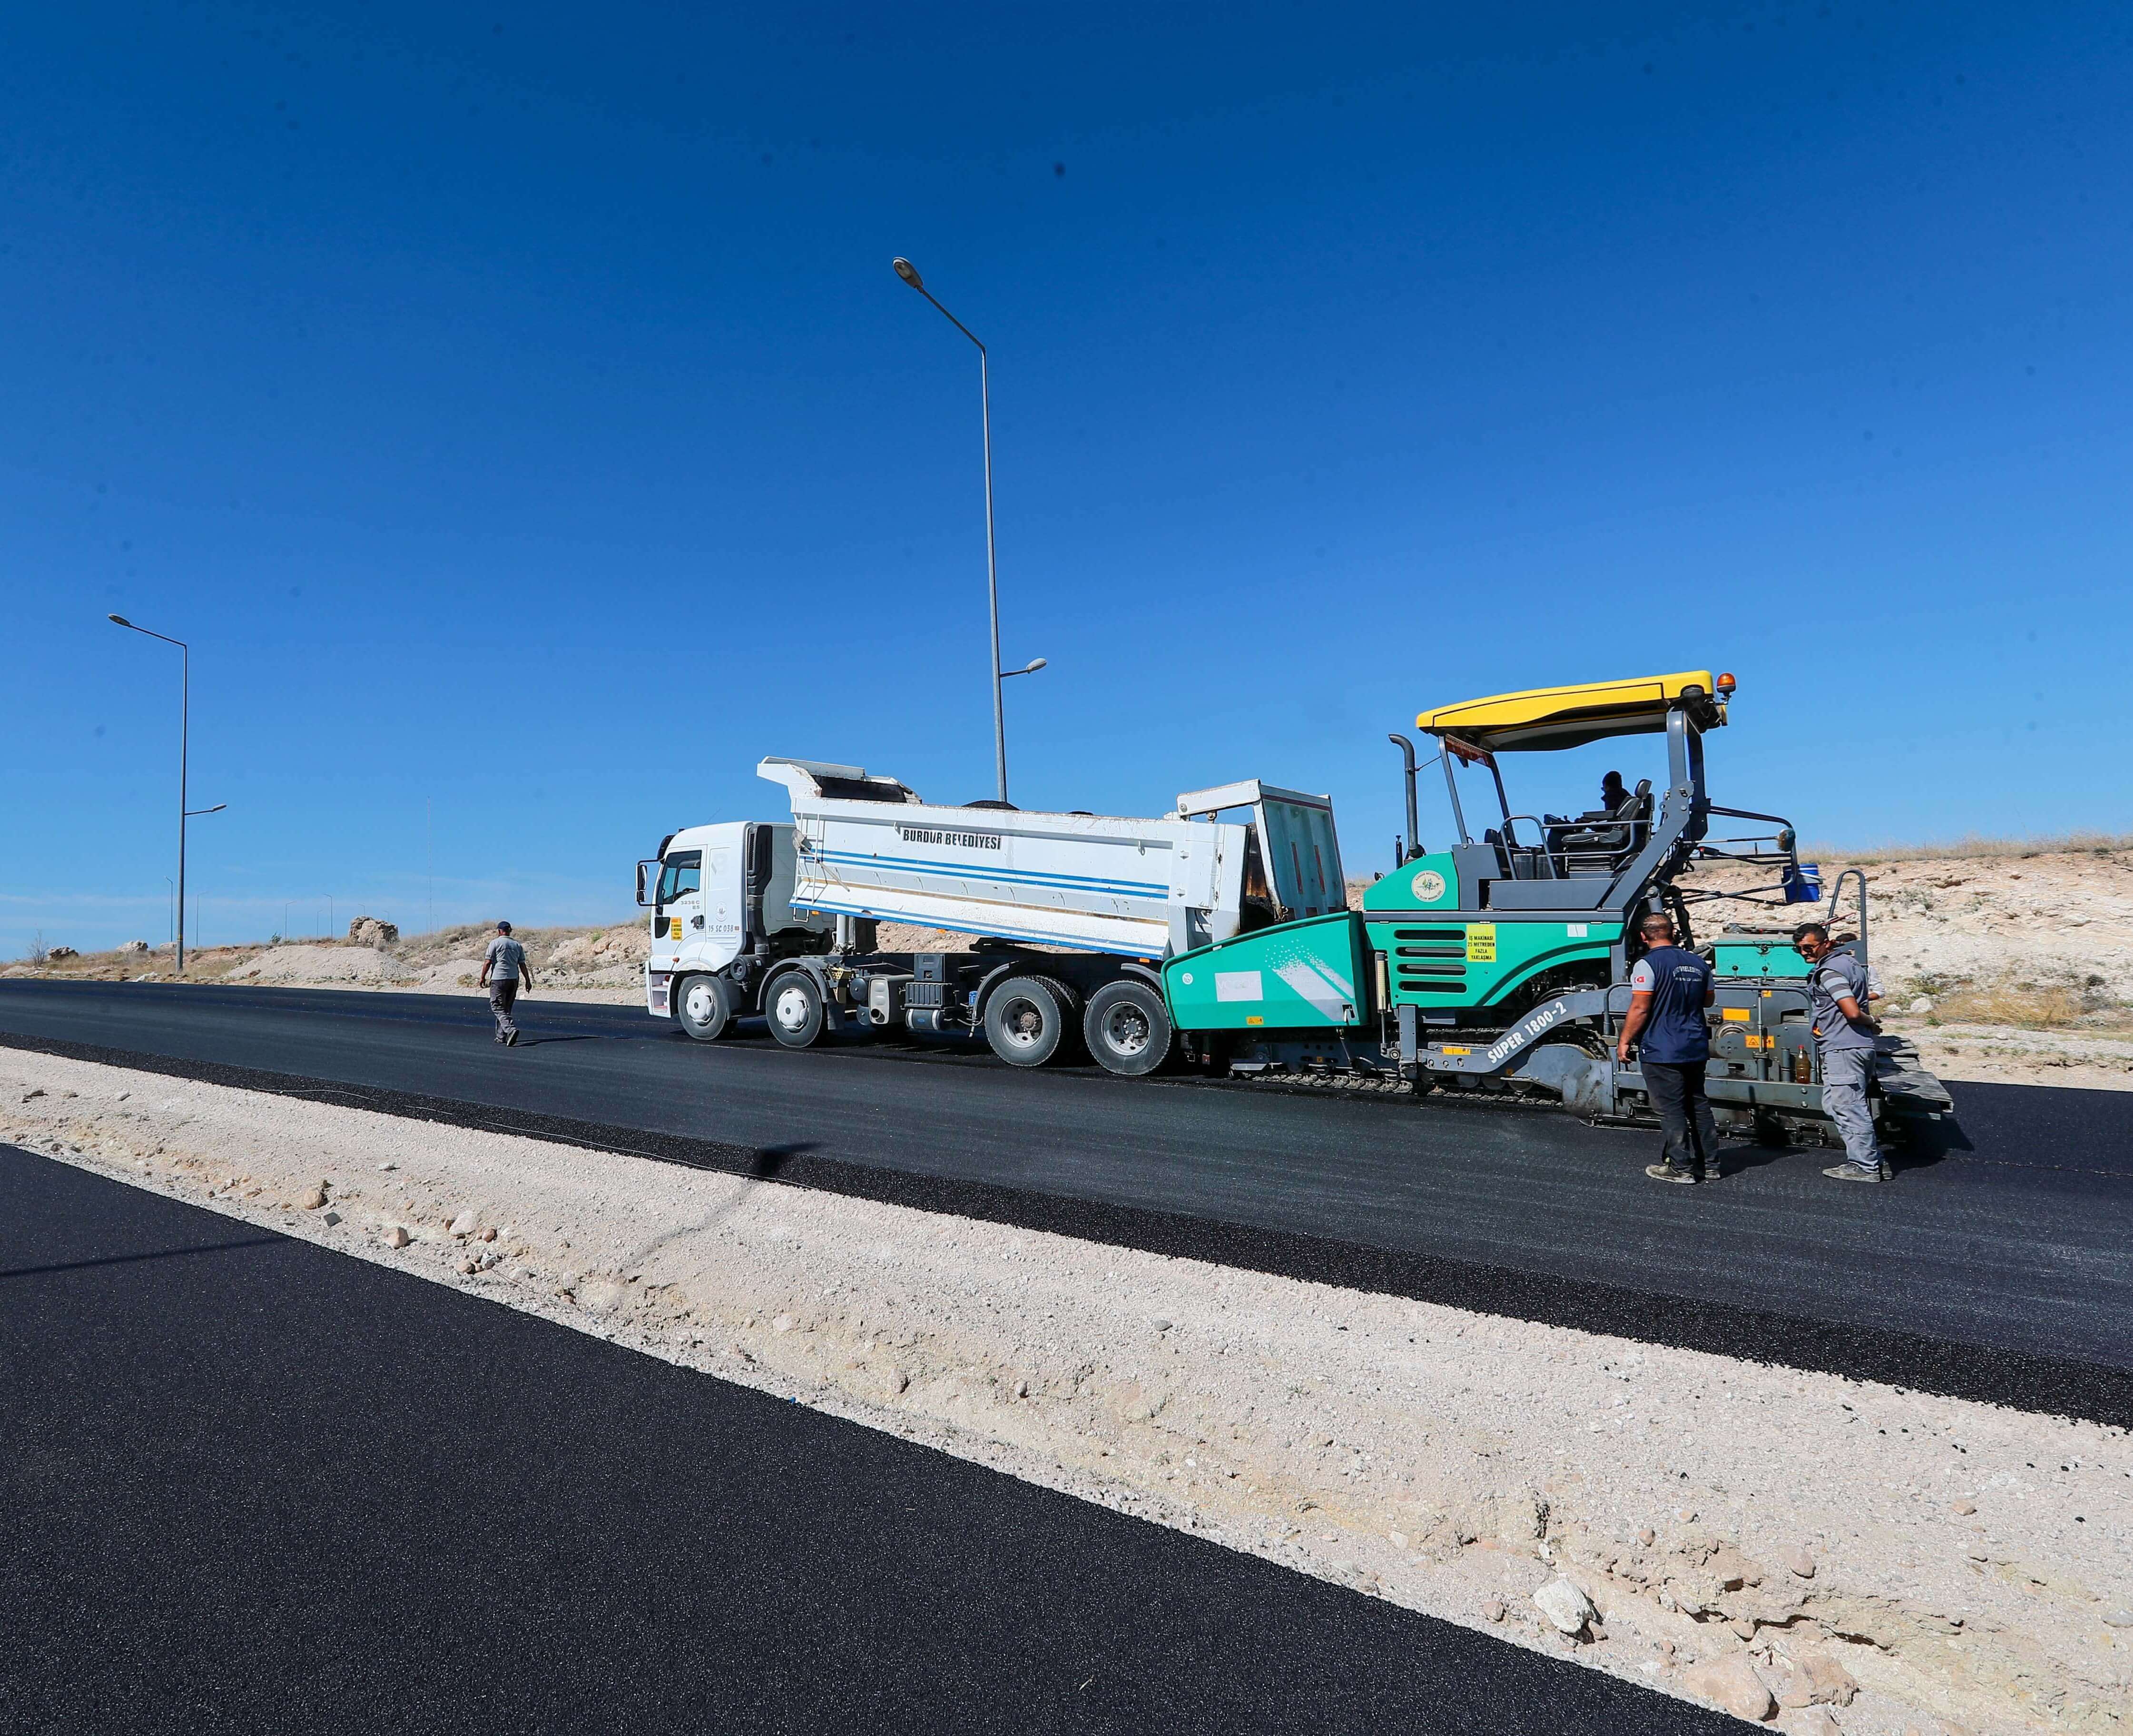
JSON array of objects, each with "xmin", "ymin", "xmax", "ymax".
[{"xmin": 5, "ymin": 1, "xmax": 2130, "ymax": 956}]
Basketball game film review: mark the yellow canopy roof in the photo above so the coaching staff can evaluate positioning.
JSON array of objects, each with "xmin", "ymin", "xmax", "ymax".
[{"xmin": 1417, "ymin": 671, "xmax": 1728, "ymax": 754}]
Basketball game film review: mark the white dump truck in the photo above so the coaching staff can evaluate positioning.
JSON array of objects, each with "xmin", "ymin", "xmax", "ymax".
[{"xmin": 638, "ymin": 757, "xmax": 1345, "ymax": 1072}]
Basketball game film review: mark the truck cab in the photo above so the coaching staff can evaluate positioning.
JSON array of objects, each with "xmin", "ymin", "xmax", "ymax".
[{"xmin": 639, "ymin": 822, "xmax": 828, "ymax": 1020}]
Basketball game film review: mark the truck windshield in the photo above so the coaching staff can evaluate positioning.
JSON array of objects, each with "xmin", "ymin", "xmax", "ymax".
[{"xmin": 656, "ymin": 852, "xmax": 701, "ymax": 907}]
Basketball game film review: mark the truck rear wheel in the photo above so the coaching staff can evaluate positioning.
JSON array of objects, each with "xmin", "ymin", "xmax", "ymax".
[
  {"xmin": 765, "ymin": 971, "xmax": 827, "ymax": 1049},
  {"xmin": 1083, "ymin": 979, "xmax": 1173, "ymax": 1076},
  {"xmin": 983, "ymin": 975, "xmax": 1075, "ymax": 1067},
  {"xmin": 676, "ymin": 974, "xmax": 736, "ymax": 1042}
]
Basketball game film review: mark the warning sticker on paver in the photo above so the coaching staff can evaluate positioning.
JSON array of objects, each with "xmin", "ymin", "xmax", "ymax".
[
  {"xmin": 1215, "ymin": 971, "xmax": 1264, "ymax": 1002},
  {"xmin": 1465, "ymin": 924, "xmax": 1496, "ymax": 962}
]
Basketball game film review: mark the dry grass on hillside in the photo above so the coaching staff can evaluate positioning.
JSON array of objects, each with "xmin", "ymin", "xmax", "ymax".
[
  {"xmin": 1921, "ymin": 985, "xmax": 2097, "ymax": 1030},
  {"xmin": 1800, "ymin": 831, "xmax": 2133, "ymax": 865}
]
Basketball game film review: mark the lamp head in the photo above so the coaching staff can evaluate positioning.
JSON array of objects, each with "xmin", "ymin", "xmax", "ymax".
[
  {"xmin": 108, "ymin": 613, "xmax": 132, "ymax": 627},
  {"xmin": 892, "ymin": 257, "xmax": 924, "ymax": 289},
  {"xmin": 1023, "ymin": 657, "xmax": 1047, "ymax": 673}
]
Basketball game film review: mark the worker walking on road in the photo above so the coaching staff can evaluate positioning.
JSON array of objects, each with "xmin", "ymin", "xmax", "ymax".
[
  {"xmin": 480, "ymin": 920, "xmax": 535, "ymax": 1046},
  {"xmin": 1617, "ymin": 911, "xmax": 1720, "ymax": 1184},
  {"xmin": 1794, "ymin": 921, "xmax": 1887, "ymax": 1182}
]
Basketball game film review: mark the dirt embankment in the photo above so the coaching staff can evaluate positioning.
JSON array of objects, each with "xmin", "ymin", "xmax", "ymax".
[
  {"xmin": 1686, "ymin": 843, "xmax": 2133, "ymax": 1092},
  {"xmin": 3, "ymin": 919, "xmax": 649, "ymax": 1004}
]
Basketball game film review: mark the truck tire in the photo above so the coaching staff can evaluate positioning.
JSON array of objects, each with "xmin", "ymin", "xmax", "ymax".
[
  {"xmin": 676, "ymin": 974, "xmax": 736, "ymax": 1042},
  {"xmin": 764, "ymin": 970, "xmax": 827, "ymax": 1049},
  {"xmin": 983, "ymin": 975, "xmax": 1076, "ymax": 1067},
  {"xmin": 1083, "ymin": 979, "xmax": 1173, "ymax": 1076}
]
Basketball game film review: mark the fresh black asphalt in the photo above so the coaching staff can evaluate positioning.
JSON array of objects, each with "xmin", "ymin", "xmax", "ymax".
[
  {"xmin": 3, "ymin": 981, "xmax": 2130, "ymax": 1417},
  {"xmin": 0, "ymin": 1144, "xmax": 1730, "ymax": 1736}
]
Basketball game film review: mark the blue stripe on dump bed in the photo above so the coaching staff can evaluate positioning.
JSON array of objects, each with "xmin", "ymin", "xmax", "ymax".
[
  {"xmin": 815, "ymin": 848, "xmax": 1167, "ymax": 897},
  {"xmin": 813, "ymin": 848, "xmax": 1168, "ymax": 901},
  {"xmin": 793, "ymin": 898, "xmax": 1162, "ymax": 958}
]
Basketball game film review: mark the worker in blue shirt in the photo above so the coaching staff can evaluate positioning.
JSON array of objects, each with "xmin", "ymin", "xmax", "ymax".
[{"xmin": 1616, "ymin": 911, "xmax": 1720, "ymax": 1184}]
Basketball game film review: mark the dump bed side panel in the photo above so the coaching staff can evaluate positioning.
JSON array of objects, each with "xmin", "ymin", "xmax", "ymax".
[{"xmin": 786, "ymin": 795, "xmax": 1245, "ymax": 957}]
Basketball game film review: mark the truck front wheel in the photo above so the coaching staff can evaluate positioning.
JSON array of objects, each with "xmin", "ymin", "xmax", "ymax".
[
  {"xmin": 983, "ymin": 975, "xmax": 1075, "ymax": 1067},
  {"xmin": 676, "ymin": 974, "xmax": 736, "ymax": 1042},
  {"xmin": 765, "ymin": 971, "xmax": 827, "ymax": 1049},
  {"xmin": 1083, "ymin": 979, "xmax": 1174, "ymax": 1076}
]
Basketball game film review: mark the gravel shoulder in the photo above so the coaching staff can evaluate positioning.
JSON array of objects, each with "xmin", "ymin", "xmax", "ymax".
[
  {"xmin": 1880, "ymin": 1022, "xmax": 2133, "ymax": 1094},
  {"xmin": 4, "ymin": 1049, "xmax": 2126, "ymax": 1735}
]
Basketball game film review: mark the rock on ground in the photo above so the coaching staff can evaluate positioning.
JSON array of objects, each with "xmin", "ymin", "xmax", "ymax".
[
  {"xmin": 1532, "ymin": 1576, "xmax": 1594, "ymax": 1635},
  {"xmin": 1681, "ymin": 1652, "xmax": 1774, "ymax": 1721}
]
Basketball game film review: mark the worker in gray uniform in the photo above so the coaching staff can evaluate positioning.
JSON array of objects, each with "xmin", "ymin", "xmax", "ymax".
[
  {"xmin": 479, "ymin": 920, "xmax": 536, "ymax": 1046},
  {"xmin": 1793, "ymin": 921, "xmax": 1886, "ymax": 1181}
]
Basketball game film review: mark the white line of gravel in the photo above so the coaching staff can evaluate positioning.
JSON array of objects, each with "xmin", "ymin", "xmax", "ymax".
[{"xmin": 4, "ymin": 1048, "xmax": 2126, "ymax": 1735}]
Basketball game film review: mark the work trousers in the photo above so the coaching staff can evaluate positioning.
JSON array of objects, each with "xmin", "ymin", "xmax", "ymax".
[
  {"xmin": 1643, "ymin": 1060, "xmax": 1719, "ymax": 1176},
  {"xmin": 489, "ymin": 979, "xmax": 520, "ymax": 1041},
  {"xmin": 1818, "ymin": 1045, "xmax": 1882, "ymax": 1169}
]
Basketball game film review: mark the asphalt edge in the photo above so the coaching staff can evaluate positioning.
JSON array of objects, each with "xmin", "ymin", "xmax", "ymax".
[{"xmin": 6, "ymin": 1026, "xmax": 2128, "ymax": 1431}]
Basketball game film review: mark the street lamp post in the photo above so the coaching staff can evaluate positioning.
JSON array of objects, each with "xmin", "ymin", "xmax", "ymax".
[
  {"xmin": 894, "ymin": 256, "xmax": 1037, "ymax": 803},
  {"xmin": 108, "ymin": 615, "xmax": 224, "ymax": 972}
]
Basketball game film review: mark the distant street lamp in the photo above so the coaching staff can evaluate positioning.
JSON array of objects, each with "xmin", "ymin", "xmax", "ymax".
[
  {"xmin": 108, "ymin": 615, "xmax": 226, "ymax": 973},
  {"xmin": 893, "ymin": 256, "xmax": 1031, "ymax": 803}
]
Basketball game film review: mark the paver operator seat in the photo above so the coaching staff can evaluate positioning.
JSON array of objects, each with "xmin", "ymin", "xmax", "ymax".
[{"xmin": 1553, "ymin": 778, "xmax": 1654, "ymax": 875}]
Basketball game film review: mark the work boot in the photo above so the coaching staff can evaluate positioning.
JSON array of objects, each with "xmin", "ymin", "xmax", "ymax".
[
  {"xmin": 1645, "ymin": 1163, "xmax": 1702, "ymax": 1184},
  {"xmin": 1822, "ymin": 1160, "xmax": 1886, "ymax": 1183}
]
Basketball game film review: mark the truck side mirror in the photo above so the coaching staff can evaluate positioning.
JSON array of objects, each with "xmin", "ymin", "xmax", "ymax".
[{"xmin": 636, "ymin": 860, "xmax": 659, "ymax": 907}]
